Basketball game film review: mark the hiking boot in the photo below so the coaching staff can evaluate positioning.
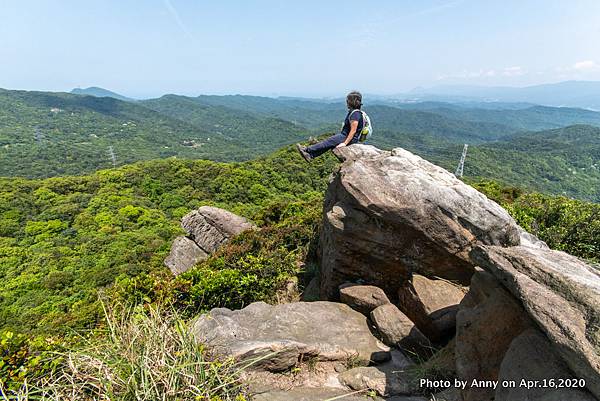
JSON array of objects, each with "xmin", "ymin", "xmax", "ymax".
[{"xmin": 296, "ymin": 143, "xmax": 312, "ymax": 162}]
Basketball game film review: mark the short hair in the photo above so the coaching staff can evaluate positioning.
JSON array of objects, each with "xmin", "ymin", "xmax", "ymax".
[{"xmin": 346, "ymin": 91, "xmax": 362, "ymax": 109}]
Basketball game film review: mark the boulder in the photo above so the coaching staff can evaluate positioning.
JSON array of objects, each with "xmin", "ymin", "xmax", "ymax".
[
  {"xmin": 163, "ymin": 236, "xmax": 208, "ymax": 275},
  {"xmin": 495, "ymin": 329, "xmax": 596, "ymax": 401},
  {"xmin": 191, "ymin": 301, "xmax": 390, "ymax": 372},
  {"xmin": 339, "ymin": 284, "xmax": 391, "ymax": 315},
  {"xmin": 432, "ymin": 388, "xmax": 463, "ymax": 401},
  {"xmin": 181, "ymin": 206, "xmax": 256, "ymax": 253},
  {"xmin": 471, "ymin": 245, "xmax": 600, "ymax": 399},
  {"xmin": 370, "ymin": 304, "xmax": 432, "ymax": 357},
  {"xmin": 319, "ymin": 145, "xmax": 520, "ymax": 299},
  {"xmin": 338, "ymin": 366, "xmax": 418, "ymax": 396},
  {"xmin": 397, "ymin": 275, "xmax": 467, "ymax": 341},
  {"xmin": 455, "ymin": 271, "xmax": 533, "ymax": 401}
]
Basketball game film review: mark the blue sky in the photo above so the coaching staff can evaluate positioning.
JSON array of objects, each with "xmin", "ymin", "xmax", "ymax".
[{"xmin": 1, "ymin": 0, "xmax": 600, "ymax": 97}]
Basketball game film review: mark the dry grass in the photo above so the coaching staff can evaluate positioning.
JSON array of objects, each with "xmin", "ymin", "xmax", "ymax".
[{"xmin": 1, "ymin": 304, "xmax": 247, "ymax": 401}]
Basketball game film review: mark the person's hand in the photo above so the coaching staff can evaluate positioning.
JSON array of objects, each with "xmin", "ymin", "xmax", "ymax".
[{"xmin": 336, "ymin": 143, "xmax": 347, "ymax": 149}]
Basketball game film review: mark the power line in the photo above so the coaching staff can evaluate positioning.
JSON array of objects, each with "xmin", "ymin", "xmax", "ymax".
[{"xmin": 455, "ymin": 144, "xmax": 468, "ymax": 178}]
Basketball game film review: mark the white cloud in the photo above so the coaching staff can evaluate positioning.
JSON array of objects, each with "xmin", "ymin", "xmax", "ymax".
[
  {"xmin": 573, "ymin": 60, "xmax": 597, "ymax": 71},
  {"xmin": 502, "ymin": 66, "xmax": 524, "ymax": 77}
]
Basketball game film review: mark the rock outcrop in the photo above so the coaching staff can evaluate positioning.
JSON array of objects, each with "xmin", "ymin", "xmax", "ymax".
[
  {"xmin": 164, "ymin": 206, "xmax": 256, "ymax": 275},
  {"xmin": 191, "ymin": 301, "xmax": 390, "ymax": 372},
  {"xmin": 163, "ymin": 236, "xmax": 208, "ymax": 275},
  {"xmin": 319, "ymin": 145, "xmax": 520, "ymax": 299},
  {"xmin": 471, "ymin": 245, "xmax": 600, "ymax": 398},
  {"xmin": 496, "ymin": 329, "xmax": 596, "ymax": 401},
  {"xmin": 182, "ymin": 206, "xmax": 256, "ymax": 253},
  {"xmin": 456, "ymin": 271, "xmax": 534, "ymax": 401},
  {"xmin": 188, "ymin": 145, "xmax": 600, "ymax": 401}
]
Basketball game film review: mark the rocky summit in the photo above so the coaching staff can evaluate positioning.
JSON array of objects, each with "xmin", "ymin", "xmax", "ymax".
[{"xmin": 191, "ymin": 145, "xmax": 600, "ymax": 401}]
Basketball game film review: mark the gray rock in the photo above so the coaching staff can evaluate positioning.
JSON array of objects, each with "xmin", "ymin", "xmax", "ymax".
[
  {"xmin": 302, "ymin": 276, "xmax": 321, "ymax": 302},
  {"xmin": 517, "ymin": 226, "xmax": 549, "ymax": 250},
  {"xmin": 371, "ymin": 304, "xmax": 432, "ymax": 357},
  {"xmin": 191, "ymin": 301, "xmax": 390, "ymax": 372},
  {"xmin": 338, "ymin": 366, "xmax": 417, "ymax": 396},
  {"xmin": 471, "ymin": 245, "xmax": 600, "ymax": 399},
  {"xmin": 181, "ymin": 206, "xmax": 255, "ymax": 253},
  {"xmin": 163, "ymin": 236, "xmax": 208, "ymax": 275},
  {"xmin": 397, "ymin": 275, "xmax": 467, "ymax": 341},
  {"xmin": 252, "ymin": 387, "xmax": 380, "ymax": 401},
  {"xmin": 456, "ymin": 271, "xmax": 534, "ymax": 401},
  {"xmin": 431, "ymin": 388, "xmax": 463, "ymax": 401},
  {"xmin": 340, "ymin": 284, "xmax": 391, "ymax": 315},
  {"xmin": 495, "ymin": 329, "xmax": 596, "ymax": 401},
  {"xmin": 320, "ymin": 145, "xmax": 519, "ymax": 299}
]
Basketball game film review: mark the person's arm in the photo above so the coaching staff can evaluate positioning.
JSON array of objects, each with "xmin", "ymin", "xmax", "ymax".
[{"xmin": 336, "ymin": 120, "xmax": 359, "ymax": 148}]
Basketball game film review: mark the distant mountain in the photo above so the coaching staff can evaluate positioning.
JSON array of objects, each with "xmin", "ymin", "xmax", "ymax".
[
  {"xmin": 406, "ymin": 81, "xmax": 600, "ymax": 110},
  {"xmin": 140, "ymin": 95, "xmax": 308, "ymax": 154},
  {"xmin": 0, "ymin": 89, "xmax": 244, "ymax": 177},
  {"xmin": 71, "ymin": 86, "xmax": 133, "ymax": 102}
]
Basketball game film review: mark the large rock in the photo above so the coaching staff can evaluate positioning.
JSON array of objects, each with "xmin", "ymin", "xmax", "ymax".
[
  {"xmin": 181, "ymin": 206, "xmax": 256, "ymax": 253},
  {"xmin": 163, "ymin": 236, "xmax": 208, "ymax": 275},
  {"xmin": 339, "ymin": 284, "xmax": 391, "ymax": 315},
  {"xmin": 371, "ymin": 304, "xmax": 432, "ymax": 357},
  {"xmin": 319, "ymin": 145, "xmax": 520, "ymax": 299},
  {"xmin": 191, "ymin": 301, "xmax": 390, "ymax": 372},
  {"xmin": 456, "ymin": 271, "xmax": 533, "ymax": 401},
  {"xmin": 471, "ymin": 245, "xmax": 600, "ymax": 399},
  {"xmin": 397, "ymin": 275, "xmax": 467, "ymax": 341},
  {"xmin": 495, "ymin": 329, "xmax": 596, "ymax": 401}
]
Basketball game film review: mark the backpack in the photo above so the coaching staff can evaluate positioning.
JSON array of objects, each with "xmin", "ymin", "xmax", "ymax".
[{"xmin": 350, "ymin": 109, "xmax": 373, "ymax": 142}]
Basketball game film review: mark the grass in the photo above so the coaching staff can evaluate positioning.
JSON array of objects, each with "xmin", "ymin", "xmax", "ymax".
[{"xmin": 1, "ymin": 303, "xmax": 248, "ymax": 401}]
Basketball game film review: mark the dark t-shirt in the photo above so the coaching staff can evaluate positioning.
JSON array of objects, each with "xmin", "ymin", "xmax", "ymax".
[{"xmin": 341, "ymin": 109, "xmax": 364, "ymax": 141}]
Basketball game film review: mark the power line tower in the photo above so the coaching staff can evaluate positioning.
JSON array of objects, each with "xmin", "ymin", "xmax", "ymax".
[
  {"xmin": 34, "ymin": 127, "xmax": 43, "ymax": 144},
  {"xmin": 455, "ymin": 144, "xmax": 468, "ymax": 178},
  {"xmin": 108, "ymin": 146, "xmax": 117, "ymax": 167}
]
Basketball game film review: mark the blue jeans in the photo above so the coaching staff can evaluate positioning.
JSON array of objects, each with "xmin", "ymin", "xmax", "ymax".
[{"xmin": 306, "ymin": 133, "xmax": 358, "ymax": 158}]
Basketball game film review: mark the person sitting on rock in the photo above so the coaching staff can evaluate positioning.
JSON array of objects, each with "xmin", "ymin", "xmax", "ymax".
[{"xmin": 296, "ymin": 91, "xmax": 365, "ymax": 161}]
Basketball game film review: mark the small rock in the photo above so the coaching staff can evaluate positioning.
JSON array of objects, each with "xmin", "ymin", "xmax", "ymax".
[
  {"xmin": 371, "ymin": 304, "xmax": 432, "ymax": 357},
  {"xmin": 397, "ymin": 275, "xmax": 467, "ymax": 341},
  {"xmin": 431, "ymin": 387, "xmax": 463, "ymax": 401},
  {"xmin": 339, "ymin": 284, "xmax": 391, "ymax": 315},
  {"xmin": 338, "ymin": 365, "xmax": 417, "ymax": 396},
  {"xmin": 301, "ymin": 276, "xmax": 321, "ymax": 302},
  {"xmin": 163, "ymin": 236, "xmax": 208, "ymax": 275},
  {"xmin": 252, "ymin": 387, "xmax": 377, "ymax": 401}
]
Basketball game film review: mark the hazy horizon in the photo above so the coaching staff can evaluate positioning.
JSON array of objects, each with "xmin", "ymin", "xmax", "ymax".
[{"xmin": 2, "ymin": 0, "xmax": 600, "ymax": 98}]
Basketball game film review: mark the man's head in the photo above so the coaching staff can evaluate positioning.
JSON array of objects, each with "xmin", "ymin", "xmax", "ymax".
[{"xmin": 346, "ymin": 91, "xmax": 362, "ymax": 110}]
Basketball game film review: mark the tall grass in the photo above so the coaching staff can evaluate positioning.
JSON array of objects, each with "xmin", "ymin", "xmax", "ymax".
[{"xmin": 1, "ymin": 304, "xmax": 247, "ymax": 401}]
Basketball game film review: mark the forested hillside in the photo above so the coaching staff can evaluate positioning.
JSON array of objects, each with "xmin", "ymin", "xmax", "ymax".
[
  {"xmin": 2, "ymin": 88, "xmax": 600, "ymax": 201},
  {"xmin": 0, "ymin": 89, "xmax": 245, "ymax": 177}
]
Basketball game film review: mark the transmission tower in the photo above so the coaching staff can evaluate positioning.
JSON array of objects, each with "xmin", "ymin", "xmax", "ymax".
[
  {"xmin": 34, "ymin": 128, "xmax": 43, "ymax": 144},
  {"xmin": 108, "ymin": 146, "xmax": 117, "ymax": 167},
  {"xmin": 454, "ymin": 144, "xmax": 468, "ymax": 178}
]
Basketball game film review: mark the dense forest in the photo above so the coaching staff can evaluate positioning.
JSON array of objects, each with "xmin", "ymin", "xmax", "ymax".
[{"xmin": 2, "ymin": 89, "xmax": 600, "ymax": 202}]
